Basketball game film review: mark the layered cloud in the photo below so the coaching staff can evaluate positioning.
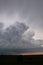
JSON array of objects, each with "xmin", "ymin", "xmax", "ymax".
[{"xmin": 0, "ymin": 22, "xmax": 43, "ymax": 49}]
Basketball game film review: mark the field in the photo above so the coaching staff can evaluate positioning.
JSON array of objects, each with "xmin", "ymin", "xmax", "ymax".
[{"xmin": 0, "ymin": 53, "xmax": 43, "ymax": 64}]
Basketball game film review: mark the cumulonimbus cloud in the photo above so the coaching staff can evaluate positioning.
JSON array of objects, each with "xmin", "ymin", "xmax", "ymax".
[{"xmin": 0, "ymin": 22, "xmax": 43, "ymax": 49}]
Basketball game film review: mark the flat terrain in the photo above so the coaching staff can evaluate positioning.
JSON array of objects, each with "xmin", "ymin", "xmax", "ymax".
[
  {"xmin": 19, "ymin": 52, "xmax": 43, "ymax": 55},
  {"xmin": 0, "ymin": 54, "xmax": 43, "ymax": 64}
]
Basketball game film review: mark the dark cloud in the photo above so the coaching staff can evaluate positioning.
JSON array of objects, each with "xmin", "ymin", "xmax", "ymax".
[
  {"xmin": 0, "ymin": 0, "xmax": 43, "ymax": 39},
  {"xmin": 0, "ymin": 0, "xmax": 43, "ymax": 54},
  {"xmin": 0, "ymin": 22, "xmax": 43, "ymax": 54},
  {"xmin": 0, "ymin": 22, "xmax": 29, "ymax": 48}
]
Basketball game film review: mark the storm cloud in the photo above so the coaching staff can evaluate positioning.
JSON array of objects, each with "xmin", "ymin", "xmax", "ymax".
[
  {"xmin": 0, "ymin": 22, "xmax": 43, "ymax": 49},
  {"xmin": 0, "ymin": 0, "xmax": 42, "ymax": 40},
  {"xmin": 0, "ymin": 0, "xmax": 43, "ymax": 54}
]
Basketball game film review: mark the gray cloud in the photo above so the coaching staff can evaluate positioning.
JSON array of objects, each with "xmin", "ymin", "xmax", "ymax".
[
  {"xmin": 0, "ymin": 22, "xmax": 29, "ymax": 48},
  {"xmin": 0, "ymin": 0, "xmax": 43, "ymax": 54},
  {"xmin": 0, "ymin": 0, "xmax": 43, "ymax": 40},
  {"xmin": 0, "ymin": 22, "xmax": 43, "ymax": 50}
]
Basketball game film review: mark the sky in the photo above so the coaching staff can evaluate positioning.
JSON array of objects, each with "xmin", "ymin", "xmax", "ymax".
[
  {"xmin": 0, "ymin": 0, "xmax": 43, "ymax": 53},
  {"xmin": 0, "ymin": 0, "xmax": 43, "ymax": 40}
]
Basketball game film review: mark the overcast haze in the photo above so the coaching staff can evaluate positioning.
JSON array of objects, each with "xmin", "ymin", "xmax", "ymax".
[
  {"xmin": 0, "ymin": 0, "xmax": 43, "ymax": 54},
  {"xmin": 0, "ymin": 0, "xmax": 43, "ymax": 40}
]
